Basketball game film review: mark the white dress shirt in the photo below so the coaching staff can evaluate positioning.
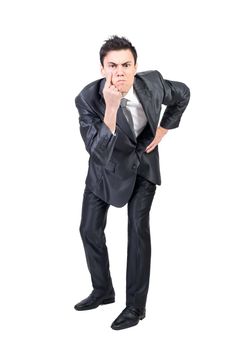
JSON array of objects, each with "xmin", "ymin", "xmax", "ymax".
[{"xmin": 112, "ymin": 85, "xmax": 148, "ymax": 137}]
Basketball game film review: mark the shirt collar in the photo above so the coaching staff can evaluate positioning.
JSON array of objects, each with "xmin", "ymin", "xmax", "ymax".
[{"xmin": 121, "ymin": 85, "xmax": 138, "ymax": 102}]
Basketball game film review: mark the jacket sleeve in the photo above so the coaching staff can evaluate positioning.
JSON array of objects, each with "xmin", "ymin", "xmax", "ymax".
[
  {"xmin": 75, "ymin": 92, "xmax": 117, "ymax": 166},
  {"xmin": 158, "ymin": 72, "xmax": 190, "ymax": 129}
]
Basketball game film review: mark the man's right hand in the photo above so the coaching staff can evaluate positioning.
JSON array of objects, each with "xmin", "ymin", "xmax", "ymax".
[
  {"xmin": 103, "ymin": 72, "xmax": 122, "ymax": 111},
  {"xmin": 102, "ymin": 72, "xmax": 122, "ymax": 134}
]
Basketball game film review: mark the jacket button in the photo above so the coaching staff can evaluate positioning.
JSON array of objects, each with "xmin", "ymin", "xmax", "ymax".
[{"xmin": 132, "ymin": 164, "xmax": 137, "ymax": 170}]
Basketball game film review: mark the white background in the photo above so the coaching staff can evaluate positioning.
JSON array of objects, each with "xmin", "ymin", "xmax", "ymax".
[{"xmin": 0, "ymin": 0, "xmax": 233, "ymax": 349}]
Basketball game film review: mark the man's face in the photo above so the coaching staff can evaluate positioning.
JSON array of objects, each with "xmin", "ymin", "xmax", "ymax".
[{"xmin": 100, "ymin": 49, "xmax": 138, "ymax": 95}]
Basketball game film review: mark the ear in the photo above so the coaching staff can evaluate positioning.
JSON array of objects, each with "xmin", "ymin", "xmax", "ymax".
[{"xmin": 134, "ymin": 63, "xmax": 138, "ymax": 75}]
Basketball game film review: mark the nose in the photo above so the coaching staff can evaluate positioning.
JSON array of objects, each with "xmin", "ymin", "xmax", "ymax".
[{"xmin": 115, "ymin": 65, "xmax": 124, "ymax": 76}]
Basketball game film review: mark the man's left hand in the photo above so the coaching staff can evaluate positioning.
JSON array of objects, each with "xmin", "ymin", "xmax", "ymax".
[{"xmin": 145, "ymin": 127, "xmax": 168, "ymax": 153}]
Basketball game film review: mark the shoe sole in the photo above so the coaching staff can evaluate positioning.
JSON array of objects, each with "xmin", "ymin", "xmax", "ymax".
[
  {"xmin": 111, "ymin": 314, "xmax": 145, "ymax": 330},
  {"xmin": 74, "ymin": 298, "xmax": 115, "ymax": 311},
  {"xmin": 101, "ymin": 298, "xmax": 115, "ymax": 305}
]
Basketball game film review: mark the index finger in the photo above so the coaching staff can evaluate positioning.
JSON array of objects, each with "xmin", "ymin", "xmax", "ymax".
[{"xmin": 105, "ymin": 72, "xmax": 112, "ymax": 87}]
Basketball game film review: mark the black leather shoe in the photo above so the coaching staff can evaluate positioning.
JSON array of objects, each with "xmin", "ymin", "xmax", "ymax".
[
  {"xmin": 74, "ymin": 290, "xmax": 115, "ymax": 311},
  {"xmin": 111, "ymin": 306, "xmax": 146, "ymax": 330}
]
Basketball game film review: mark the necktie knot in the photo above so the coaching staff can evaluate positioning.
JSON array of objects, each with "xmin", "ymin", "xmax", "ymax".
[{"xmin": 120, "ymin": 98, "xmax": 128, "ymax": 108}]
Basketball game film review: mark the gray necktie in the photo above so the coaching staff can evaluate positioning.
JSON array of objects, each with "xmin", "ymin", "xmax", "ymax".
[{"xmin": 120, "ymin": 98, "xmax": 135, "ymax": 135}]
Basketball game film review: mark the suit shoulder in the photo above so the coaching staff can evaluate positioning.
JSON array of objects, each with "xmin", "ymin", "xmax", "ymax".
[
  {"xmin": 137, "ymin": 69, "xmax": 162, "ymax": 79},
  {"xmin": 136, "ymin": 70, "xmax": 164, "ymax": 86},
  {"xmin": 75, "ymin": 78, "xmax": 102, "ymax": 105},
  {"xmin": 136, "ymin": 70, "xmax": 164, "ymax": 91}
]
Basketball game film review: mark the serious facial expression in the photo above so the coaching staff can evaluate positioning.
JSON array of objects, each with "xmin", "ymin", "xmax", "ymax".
[{"xmin": 101, "ymin": 49, "xmax": 138, "ymax": 95}]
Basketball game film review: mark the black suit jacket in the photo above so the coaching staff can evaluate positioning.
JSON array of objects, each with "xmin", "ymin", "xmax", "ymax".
[{"xmin": 75, "ymin": 70, "xmax": 190, "ymax": 207}]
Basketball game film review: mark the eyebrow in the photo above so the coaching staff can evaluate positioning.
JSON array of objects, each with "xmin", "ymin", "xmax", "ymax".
[{"xmin": 108, "ymin": 61, "xmax": 132, "ymax": 65}]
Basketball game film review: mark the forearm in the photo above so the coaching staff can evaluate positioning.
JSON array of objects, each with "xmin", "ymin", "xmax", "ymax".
[
  {"xmin": 76, "ymin": 94, "xmax": 117, "ymax": 166},
  {"xmin": 158, "ymin": 74, "xmax": 190, "ymax": 129},
  {"xmin": 157, "ymin": 126, "xmax": 168, "ymax": 136},
  {"xmin": 103, "ymin": 107, "xmax": 117, "ymax": 134}
]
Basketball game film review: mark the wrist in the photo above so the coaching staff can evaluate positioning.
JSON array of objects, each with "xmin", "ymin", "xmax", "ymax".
[
  {"xmin": 159, "ymin": 126, "xmax": 168, "ymax": 135},
  {"xmin": 105, "ymin": 105, "xmax": 118, "ymax": 114}
]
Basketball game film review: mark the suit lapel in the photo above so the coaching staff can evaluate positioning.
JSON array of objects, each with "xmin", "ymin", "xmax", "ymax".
[{"xmin": 133, "ymin": 75, "xmax": 156, "ymax": 135}]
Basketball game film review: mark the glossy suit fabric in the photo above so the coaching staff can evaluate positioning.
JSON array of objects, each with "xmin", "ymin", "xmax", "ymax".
[
  {"xmin": 79, "ymin": 174, "xmax": 156, "ymax": 308},
  {"xmin": 75, "ymin": 70, "xmax": 190, "ymax": 208},
  {"xmin": 75, "ymin": 70, "xmax": 190, "ymax": 309}
]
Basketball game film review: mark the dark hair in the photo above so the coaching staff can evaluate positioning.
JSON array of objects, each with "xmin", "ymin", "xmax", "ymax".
[{"xmin": 99, "ymin": 35, "xmax": 137, "ymax": 66}]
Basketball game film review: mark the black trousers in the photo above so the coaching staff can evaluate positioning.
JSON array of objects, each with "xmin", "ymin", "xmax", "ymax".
[{"xmin": 79, "ymin": 174, "xmax": 156, "ymax": 310}]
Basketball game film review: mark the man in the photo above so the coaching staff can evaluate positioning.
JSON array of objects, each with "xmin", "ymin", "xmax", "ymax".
[{"xmin": 74, "ymin": 35, "xmax": 190, "ymax": 330}]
